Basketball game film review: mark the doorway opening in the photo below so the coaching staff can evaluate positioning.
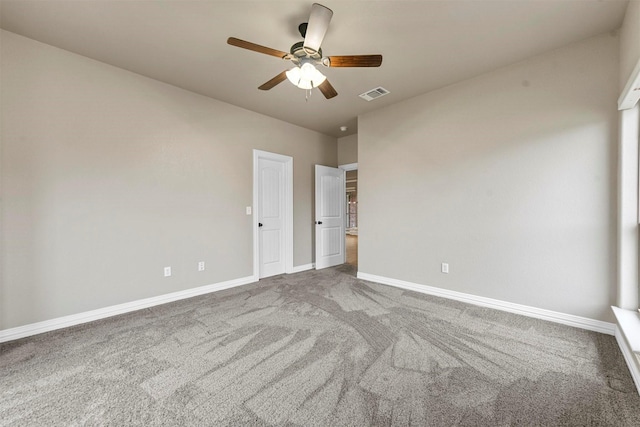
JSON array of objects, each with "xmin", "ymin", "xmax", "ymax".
[{"xmin": 340, "ymin": 164, "xmax": 358, "ymax": 267}]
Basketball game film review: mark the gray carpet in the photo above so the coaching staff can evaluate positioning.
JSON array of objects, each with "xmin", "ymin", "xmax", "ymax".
[{"xmin": 1, "ymin": 265, "xmax": 639, "ymax": 426}]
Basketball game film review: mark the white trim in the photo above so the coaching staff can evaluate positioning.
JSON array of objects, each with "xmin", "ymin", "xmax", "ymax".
[
  {"xmin": 618, "ymin": 58, "xmax": 640, "ymax": 110},
  {"xmin": 284, "ymin": 157, "xmax": 293, "ymax": 274},
  {"xmin": 617, "ymin": 106, "xmax": 640, "ymax": 309},
  {"xmin": 339, "ymin": 162, "xmax": 358, "ymax": 171},
  {"xmin": 252, "ymin": 150, "xmax": 260, "ymax": 282},
  {"xmin": 357, "ymin": 272, "xmax": 615, "ymax": 335},
  {"xmin": 0, "ymin": 275, "xmax": 255, "ymax": 344},
  {"xmin": 612, "ymin": 306, "xmax": 640, "ymax": 353},
  {"xmin": 253, "ymin": 150, "xmax": 294, "ymax": 280},
  {"xmin": 342, "ymin": 168, "xmax": 347, "ymax": 265},
  {"xmin": 615, "ymin": 327, "xmax": 640, "ymax": 395},
  {"xmin": 292, "ymin": 263, "xmax": 315, "ymax": 273}
]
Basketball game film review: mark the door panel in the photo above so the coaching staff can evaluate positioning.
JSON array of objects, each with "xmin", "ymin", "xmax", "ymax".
[
  {"xmin": 261, "ymin": 229, "xmax": 281, "ymax": 264},
  {"xmin": 315, "ymin": 165, "xmax": 345, "ymax": 269},
  {"xmin": 321, "ymin": 226, "xmax": 342, "ymax": 257},
  {"xmin": 320, "ymin": 175, "xmax": 342, "ymax": 217},
  {"xmin": 261, "ymin": 168, "xmax": 281, "ymax": 218}
]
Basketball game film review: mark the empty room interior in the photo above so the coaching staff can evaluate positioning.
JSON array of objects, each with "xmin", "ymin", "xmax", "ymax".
[{"xmin": 2, "ymin": 0, "xmax": 640, "ymax": 425}]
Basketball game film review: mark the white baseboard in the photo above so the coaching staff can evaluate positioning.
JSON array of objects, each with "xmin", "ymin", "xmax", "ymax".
[
  {"xmin": 0, "ymin": 275, "xmax": 256, "ymax": 344},
  {"xmin": 357, "ymin": 272, "xmax": 615, "ymax": 335},
  {"xmin": 292, "ymin": 263, "xmax": 315, "ymax": 273},
  {"xmin": 615, "ymin": 327, "xmax": 640, "ymax": 395}
]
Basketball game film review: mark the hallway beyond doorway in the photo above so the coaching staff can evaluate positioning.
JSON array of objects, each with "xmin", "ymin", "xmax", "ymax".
[{"xmin": 346, "ymin": 235, "xmax": 357, "ymax": 267}]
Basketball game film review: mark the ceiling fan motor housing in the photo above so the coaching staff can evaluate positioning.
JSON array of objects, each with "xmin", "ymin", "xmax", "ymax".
[{"xmin": 290, "ymin": 41, "xmax": 323, "ymax": 63}]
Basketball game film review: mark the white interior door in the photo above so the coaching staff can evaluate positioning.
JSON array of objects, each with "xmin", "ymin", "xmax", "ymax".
[
  {"xmin": 315, "ymin": 165, "xmax": 345, "ymax": 269},
  {"xmin": 258, "ymin": 157, "xmax": 285, "ymax": 278}
]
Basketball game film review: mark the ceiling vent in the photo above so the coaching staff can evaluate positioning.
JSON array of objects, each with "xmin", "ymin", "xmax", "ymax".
[{"xmin": 359, "ymin": 87, "xmax": 390, "ymax": 101}]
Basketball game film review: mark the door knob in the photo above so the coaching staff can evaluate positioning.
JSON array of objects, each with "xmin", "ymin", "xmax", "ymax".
[
  {"xmin": 315, "ymin": 221, "xmax": 323, "ymax": 225},
  {"xmin": 258, "ymin": 223, "xmax": 263, "ymax": 227}
]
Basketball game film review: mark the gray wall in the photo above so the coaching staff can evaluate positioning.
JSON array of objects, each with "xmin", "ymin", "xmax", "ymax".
[
  {"xmin": 359, "ymin": 33, "xmax": 619, "ymax": 322},
  {"xmin": 620, "ymin": 0, "xmax": 640, "ymax": 90},
  {"xmin": 0, "ymin": 31, "xmax": 336, "ymax": 329},
  {"xmin": 338, "ymin": 134, "xmax": 358, "ymax": 165}
]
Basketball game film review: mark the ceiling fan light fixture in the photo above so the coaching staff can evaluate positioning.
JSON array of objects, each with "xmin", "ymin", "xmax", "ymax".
[{"xmin": 286, "ymin": 63, "xmax": 327, "ymax": 89}]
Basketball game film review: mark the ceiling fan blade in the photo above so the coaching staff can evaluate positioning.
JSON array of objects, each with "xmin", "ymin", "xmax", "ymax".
[
  {"xmin": 227, "ymin": 37, "xmax": 290, "ymax": 59},
  {"xmin": 318, "ymin": 79, "xmax": 338, "ymax": 99},
  {"xmin": 258, "ymin": 71, "xmax": 289, "ymax": 90},
  {"xmin": 327, "ymin": 55, "xmax": 383, "ymax": 67},
  {"xmin": 303, "ymin": 3, "xmax": 333, "ymax": 53}
]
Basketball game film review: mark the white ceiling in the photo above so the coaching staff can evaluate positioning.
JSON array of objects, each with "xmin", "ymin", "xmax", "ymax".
[{"xmin": 0, "ymin": 0, "xmax": 629, "ymax": 138}]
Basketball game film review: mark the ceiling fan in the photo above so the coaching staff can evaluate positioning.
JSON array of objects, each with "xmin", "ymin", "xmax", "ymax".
[{"xmin": 227, "ymin": 3, "xmax": 382, "ymax": 99}]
